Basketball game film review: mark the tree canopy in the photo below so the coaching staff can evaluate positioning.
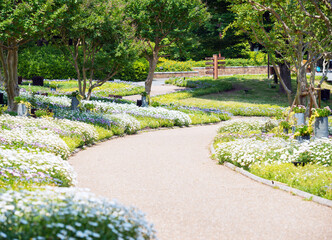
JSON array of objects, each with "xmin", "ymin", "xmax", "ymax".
[
  {"xmin": 127, "ymin": 0, "xmax": 209, "ymax": 95},
  {"xmin": 52, "ymin": 0, "xmax": 138, "ymax": 99},
  {"xmin": 228, "ymin": 0, "xmax": 332, "ymax": 106}
]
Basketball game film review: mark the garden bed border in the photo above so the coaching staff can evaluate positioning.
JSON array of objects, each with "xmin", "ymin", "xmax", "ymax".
[{"xmin": 210, "ymin": 144, "xmax": 332, "ymax": 208}]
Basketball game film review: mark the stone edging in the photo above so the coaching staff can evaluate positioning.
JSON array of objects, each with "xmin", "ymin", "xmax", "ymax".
[{"xmin": 210, "ymin": 143, "xmax": 332, "ymax": 208}]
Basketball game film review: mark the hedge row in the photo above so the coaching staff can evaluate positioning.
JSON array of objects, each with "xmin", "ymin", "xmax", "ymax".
[{"xmin": 18, "ymin": 46, "xmax": 268, "ymax": 81}]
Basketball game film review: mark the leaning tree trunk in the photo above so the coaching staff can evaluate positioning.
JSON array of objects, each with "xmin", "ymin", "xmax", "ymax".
[
  {"xmin": 145, "ymin": 50, "xmax": 159, "ymax": 96},
  {"xmin": 279, "ymin": 62, "xmax": 292, "ymax": 94}
]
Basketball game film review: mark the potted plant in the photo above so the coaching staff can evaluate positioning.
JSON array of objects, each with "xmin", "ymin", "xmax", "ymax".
[
  {"xmin": 293, "ymin": 105, "xmax": 306, "ymax": 125},
  {"xmin": 49, "ymin": 83, "xmax": 57, "ymax": 91},
  {"xmin": 81, "ymin": 103, "xmax": 95, "ymax": 112},
  {"xmin": 311, "ymin": 106, "xmax": 331, "ymax": 138},
  {"xmin": 280, "ymin": 120, "xmax": 291, "ymax": 134},
  {"xmin": 14, "ymin": 96, "xmax": 31, "ymax": 116},
  {"xmin": 141, "ymin": 91, "xmax": 149, "ymax": 107},
  {"xmin": 71, "ymin": 90, "xmax": 83, "ymax": 110},
  {"xmin": 294, "ymin": 124, "xmax": 311, "ymax": 143}
]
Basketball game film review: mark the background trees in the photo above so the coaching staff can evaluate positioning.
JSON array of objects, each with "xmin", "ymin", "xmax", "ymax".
[
  {"xmin": 126, "ymin": 0, "xmax": 209, "ymax": 95},
  {"xmin": 228, "ymin": 0, "xmax": 332, "ymax": 107},
  {"xmin": 0, "ymin": 0, "xmax": 67, "ymax": 110},
  {"xmin": 52, "ymin": 0, "xmax": 138, "ymax": 99}
]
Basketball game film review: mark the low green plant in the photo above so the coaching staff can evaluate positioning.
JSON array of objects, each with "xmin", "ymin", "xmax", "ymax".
[
  {"xmin": 35, "ymin": 109, "xmax": 54, "ymax": 118},
  {"xmin": 312, "ymin": 106, "xmax": 332, "ymax": 117},
  {"xmin": 280, "ymin": 120, "xmax": 291, "ymax": 130},
  {"xmin": 251, "ymin": 163, "xmax": 332, "ymax": 200},
  {"xmin": 0, "ymin": 105, "xmax": 7, "ymax": 115},
  {"xmin": 293, "ymin": 105, "xmax": 306, "ymax": 113},
  {"xmin": 294, "ymin": 125, "xmax": 311, "ymax": 137}
]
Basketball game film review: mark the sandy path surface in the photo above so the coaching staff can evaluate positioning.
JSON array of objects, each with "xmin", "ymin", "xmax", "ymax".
[{"xmin": 69, "ymin": 124, "xmax": 332, "ymax": 240}]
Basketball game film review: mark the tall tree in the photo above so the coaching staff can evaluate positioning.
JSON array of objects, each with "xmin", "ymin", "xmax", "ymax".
[
  {"xmin": 127, "ymin": 0, "xmax": 209, "ymax": 96},
  {"xmin": 0, "ymin": 0, "xmax": 67, "ymax": 111},
  {"xmin": 52, "ymin": 0, "xmax": 138, "ymax": 99},
  {"xmin": 228, "ymin": 0, "xmax": 332, "ymax": 106}
]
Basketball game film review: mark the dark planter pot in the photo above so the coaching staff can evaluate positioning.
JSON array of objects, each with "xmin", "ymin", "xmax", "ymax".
[
  {"xmin": 291, "ymin": 161, "xmax": 306, "ymax": 167},
  {"xmin": 32, "ymin": 76, "xmax": 44, "ymax": 86},
  {"xmin": 137, "ymin": 100, "xmax": 142, "ymax": 107},
  {"xmin": 30, "ymin": 108, "xmax": 37, "ymax": 118},
  {"xmin": 321, "ymin": 89, "xmax": 330, "ymax": 101},
  {"xmin": 314, "ymin": 117, "xmax": 329, "ymax": 139},
  {"xmin": 0, "ymin": 93, "xmax": 4, "ymax": 104},
  {"xmin": 18, "ymin": 76, "xmax": 23, "ymax": 85},
  {"xmin": 50, "ymin": 88, "xmax": 56, "ymax": 92},
  {"xmin": 283, "ymin": 128, "xmax": 289, "ymax": 134},
  {"xmin": 294, "ymin": 113, "xmax": 305, "ymax": 125},
  {"xmin": 296, "ymin": 135, "xmax": 310, "ymax": 143},
  {"xmin": 71, "ymin": 97, "xmax": 80, "ymax": 110}
]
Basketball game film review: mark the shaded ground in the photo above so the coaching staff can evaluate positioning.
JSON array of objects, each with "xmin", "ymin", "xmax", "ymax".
[{"xmin": 69, "ymin": 123, "xmax": 332, "ymax": 240}]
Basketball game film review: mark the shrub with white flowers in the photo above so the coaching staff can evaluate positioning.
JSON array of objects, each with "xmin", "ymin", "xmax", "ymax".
[
  {"xmin": 81, "ymin": 100, "xmax": 191, "ymax": 126},
  {"xmin": 0, "ymin": 187, "xmax": 157, "ymax": 240},
  {"xmin": 0, "ymin": 147, "xmax": 76, "ymax": 188}
]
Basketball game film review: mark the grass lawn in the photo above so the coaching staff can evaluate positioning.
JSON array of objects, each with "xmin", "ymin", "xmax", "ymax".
[
  {"xmin": 153, "ymin": 75, "xmax": 332, "ymax": 117},
  {"xmin": 19, "ymin": 79, "xmax": 144, "ymax": 97}
]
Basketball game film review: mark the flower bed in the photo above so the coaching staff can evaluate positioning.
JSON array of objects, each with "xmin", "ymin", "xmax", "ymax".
[
  {"xmin": 82, "ymin": 100, "xmax": 192, "ymax": 126},
  {"xmin": 214, "ymin": 118, "xmax": 332, "ymax": 200},
  {"xmin": 0, "ymin": 187, "xmax": 156, "ymax": 239},
  {"xmin": 54, "ymin": 109, "xmax": 141, "ymax": 134},
  {"xmin": 0, "ymin": 147, "xmax": 76, "ymax": 188}
]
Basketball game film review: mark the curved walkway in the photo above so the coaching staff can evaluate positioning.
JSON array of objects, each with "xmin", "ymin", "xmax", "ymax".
[{"xmin": 69, "ymin": 124, "xmax": 332, "ymax": 240}]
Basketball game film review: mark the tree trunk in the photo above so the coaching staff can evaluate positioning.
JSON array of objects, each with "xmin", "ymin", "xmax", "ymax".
[
  {"xmin": 145, "ymin": 50, "xmax": 159, "ymax": 96},
  {"xmin": 3, "ymin": 41, "xmax": 19, "ymax": 112},
  {"xmin": 279, "ymin": 62, "xmax": 292, "ymax": 94},
  {"xmin": 297, "ymin": 66, "xmax": 308, "ymax": 105}
]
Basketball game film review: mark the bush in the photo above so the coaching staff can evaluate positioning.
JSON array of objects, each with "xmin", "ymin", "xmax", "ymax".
[
  {"xmin": 0, "ymin": 187, "xmax": 157, "ymax": 239},
  {"xmin": 114, "ymin": 58, "xmax": 149, "ymax": 81},
  {"xmin": 18, "ymin": 46, "xmax": 76, "ymax": 79}
]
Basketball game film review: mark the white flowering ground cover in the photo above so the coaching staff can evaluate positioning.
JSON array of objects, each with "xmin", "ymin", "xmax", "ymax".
[
  {"xmin": 0, "ymin": 147, "xmax": 76, "ymax": 188},
  {"xmin": 0, "ymin": 114, "xmax": 98, "ymax": 144},
  {"xmin": 0, "ymin": 187, "xmax": 156, "ymax": 239},
  {"xmin": 81, "ymin": 100, "xmax": 191, "ymax": 126},
  {"xmin": 214, "ymin": 118, "xmax": 332, "ymax": 200},
  {"xmin": 55, "ymin": 109, "xmax": 141, "ymax": 134},
  {"xmin": 0, "ymin": 113, "xmax": 157, "ymax": 238}
]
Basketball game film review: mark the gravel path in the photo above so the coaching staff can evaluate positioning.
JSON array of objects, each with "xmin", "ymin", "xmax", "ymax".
[{"xmin": 69, "ymin": 124, "xmax": 332, "ymax": 240}]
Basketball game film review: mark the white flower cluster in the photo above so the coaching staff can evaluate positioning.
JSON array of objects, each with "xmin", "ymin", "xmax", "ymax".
[
  {"xmin": 0, "ymin": 147, "xmax": 76, "ymax": 187},
  {"xmin": 0, "ymin": 114, "xmax": 98, "ymax": 142},
  {"xmin": 216, "ymin": 118, "xmax": 332, "ymax": 168},
  {"xmin": 82, "ymin": 100, "xmax": 191, "ymax": 126},
  {"xmin": 0, "ymin": 187, "xmax": 157, "ymax": 239},
  {"xmin": 21, "ymin": 92, "xmax": 71, "ymax": 108},
  {"xmin": 105, "ymin": 113, "xmax": 141, "ymax": 134},
  {"xmin": 218, "ymin": 118, "xmax": 278, "ymax": 133},
  {"xmin": 0, "ymin": 127, "xmax": 70, "ymax": 159},
  {"xmin": 216, "ymin": 137, "xmax": 294, "ymax": 168},
  {"xmin": 292, "ymin": 138, "xmax": 332, "ymax": 166}
]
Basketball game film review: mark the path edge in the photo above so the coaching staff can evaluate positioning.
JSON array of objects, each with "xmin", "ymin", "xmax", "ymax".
[{"xmin": 210, "ymin": 144, "xmax": 332, "ymax": 208}]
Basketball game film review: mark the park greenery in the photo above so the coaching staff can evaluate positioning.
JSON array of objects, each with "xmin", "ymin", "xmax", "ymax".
[
  {"xmin": 0, "ymin": 0, "xmax": 332, "ymax": 237},
  {"xmin": 213, "ymin": 118, "xmax": 332, "ymax": 200}
]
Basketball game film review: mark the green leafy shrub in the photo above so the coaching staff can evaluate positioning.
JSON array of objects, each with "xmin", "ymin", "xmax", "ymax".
[
  {"xmin": 18, "ymin": 46, "xmax": 76, "ymax": 79},
  {"xmin": 115, "ymin": 58, "xmax": 149, "ymax": 81}
]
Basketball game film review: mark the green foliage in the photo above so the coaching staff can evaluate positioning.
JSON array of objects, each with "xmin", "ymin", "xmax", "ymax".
[
  {"xmin": 251, "ymin": 163, "xmax": 332, "ymax": 200},
  {"xmin": 18, "ymin": 46, "xmax": 76, "ymax": 79},
  {"xmin": 52, "ymin": 0, "xmax": 139, "ymax": 97},
  {"xmin": 0, "ymin": 105, "xmax": 7, "ymax": 115},
  {"xmin": 312, "ymin": 106, "xmax": 332, "ymax": 117},
  {"xmin": 115, "ymin": 58, "xmax": 149, "ymax": 81}
]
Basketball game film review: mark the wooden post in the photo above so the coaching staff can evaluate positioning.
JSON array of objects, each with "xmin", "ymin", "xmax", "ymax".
[
  {"xmin": 268, "ymin": 54, "xmax": 270, "ymax": 79},
  {"xmin": 213, "ymin": 54, "xmax": 218, "ymax": 80}
]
